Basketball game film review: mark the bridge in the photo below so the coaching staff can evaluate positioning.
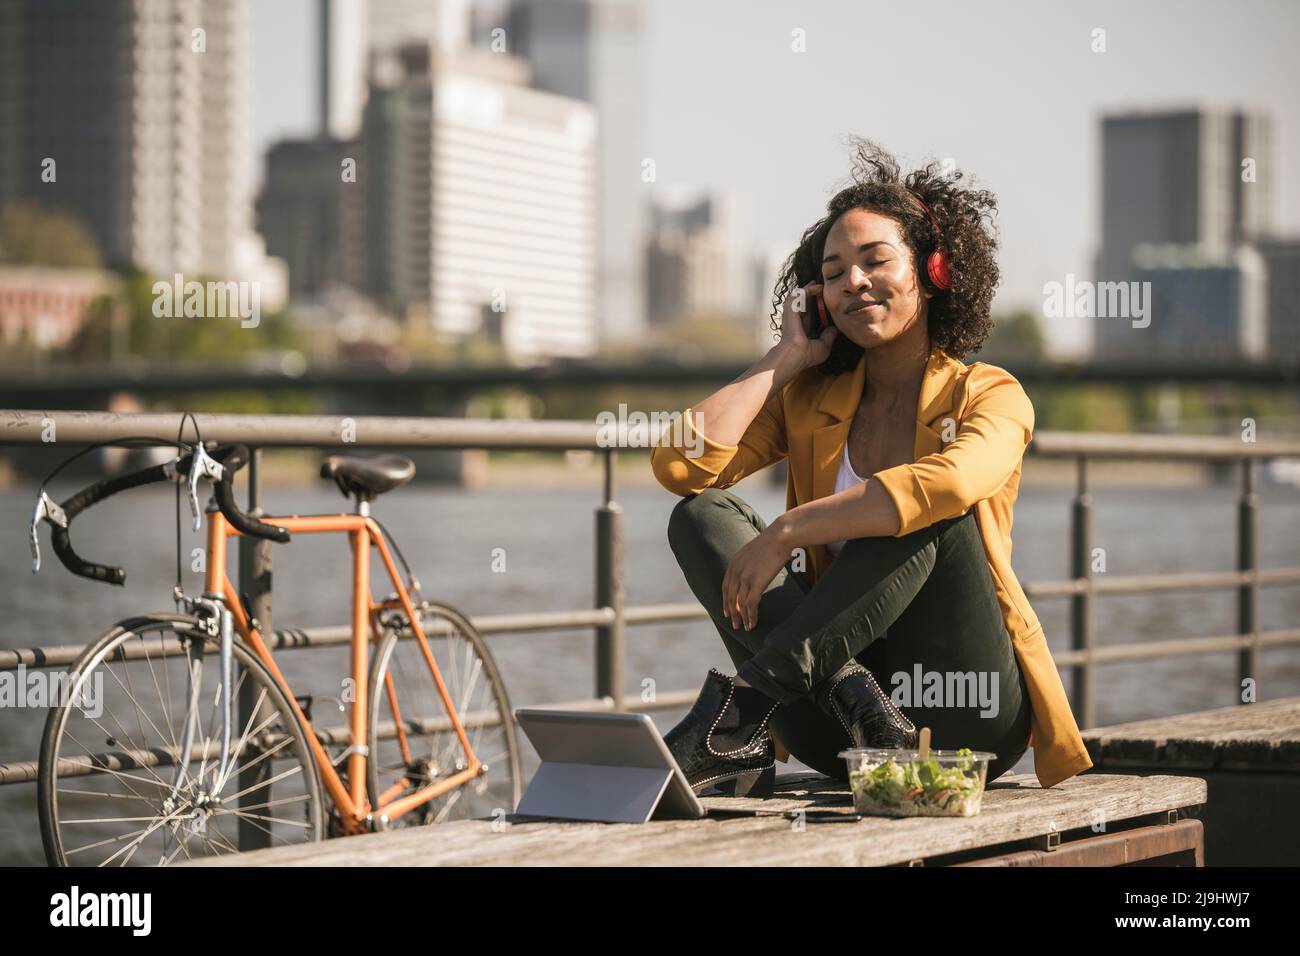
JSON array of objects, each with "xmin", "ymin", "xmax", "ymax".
[{"xmin": 1, "ymin": 357, "xmax": 1297, "ymax": 408}]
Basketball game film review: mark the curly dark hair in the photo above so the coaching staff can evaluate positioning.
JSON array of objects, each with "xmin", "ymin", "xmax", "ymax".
[{"xmin": 769, "ymin": 137, "xmax": 1001, "ymax": 375}]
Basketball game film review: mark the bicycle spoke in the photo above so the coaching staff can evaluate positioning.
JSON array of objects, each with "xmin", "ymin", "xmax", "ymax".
[
  {"xmin": 214, "ymin": 679, "xmax": 272, "ymax": 789},
  {"xmin": 224, "ymin": 792, "xmax": 312, "ymax": 814},
  {"xmin": 221, "ymin": 761, "xmax": 305, "ymax": 804},
  {"xmin": 91, "ymin": 808, "xmax": 187, "ymax": 866},
  {"xmin": 140, "ymin": 637, "xmax": 182, "ymax": 758},
  {"xmin": 60, "ymin": 726, "xmax": 169, "ymax": 798},
  {"xmin": 213, "ymin": 807, "xmax": 314, "ymax": 830},
  {"xmin": 102, "ymin": 659, "xmax": 179, "ymax": 790},
  {"xmin": 87, "ymin": 698, "xmax": 173, "ymax": 794},
  {"xmin": 213, "ymin": 806, "xmax": 303, "ymax": 847}
]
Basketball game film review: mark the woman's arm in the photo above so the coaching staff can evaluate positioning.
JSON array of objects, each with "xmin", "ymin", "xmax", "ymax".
[
  {"xmin": 768, "ymin": 478, "xmax": 901, "ymax": 550},
  {"xmin": 689, "ymin": 343, "xmax": 806, "ymax": 448},
  {"xmin": 651, "ymin": 282, "xmax": 837, "ymax": 496}
]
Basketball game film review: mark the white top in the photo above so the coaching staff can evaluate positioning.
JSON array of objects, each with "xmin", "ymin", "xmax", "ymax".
[{"xmin": 826, "ymin": 440, "xmax": 867, "ymax": 557}]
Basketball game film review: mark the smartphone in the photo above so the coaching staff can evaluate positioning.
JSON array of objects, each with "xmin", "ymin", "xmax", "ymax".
[{"xmin": 807, "ymin": 290, "xmax": 830, "ymax": 334}]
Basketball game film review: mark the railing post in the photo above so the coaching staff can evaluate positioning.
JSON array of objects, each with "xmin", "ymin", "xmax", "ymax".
[
  {"xmin": 237, "ymin": 447, "xmax": 273, "ymax": 850},
  {"xmin": 594, "ymin": 448, "xmax": 625, "ymax": 709},
  {"xmin": 1070, "ymin": 455, "xmax": 1095, "ymax": 730},
  {"xmin": 1237, "ymin": 458, "xmax": 1260, "ymax": 702}
]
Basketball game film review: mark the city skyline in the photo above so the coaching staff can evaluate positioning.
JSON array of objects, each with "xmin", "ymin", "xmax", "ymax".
[
  {"xmin": 250, "ymin": 0, "xmax": 1300, "ymax": 357},
  {"xmin": 2, "ymin": 0, "xmax": 1297, "ymax": 362}
]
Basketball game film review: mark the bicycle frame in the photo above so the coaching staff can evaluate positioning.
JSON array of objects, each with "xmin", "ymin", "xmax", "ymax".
[{"xmin": 203, "ymin": 507, "xmax": 482, "ymax": 832}]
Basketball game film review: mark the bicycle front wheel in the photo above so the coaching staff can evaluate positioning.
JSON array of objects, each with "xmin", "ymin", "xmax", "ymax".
[
  {"xmin": 38, "ymin": 613, "xmax": 325, "ymax": 866},
  {"xmin": 366, "ymin": 601, "xmax": 522, "ymax": 827}
]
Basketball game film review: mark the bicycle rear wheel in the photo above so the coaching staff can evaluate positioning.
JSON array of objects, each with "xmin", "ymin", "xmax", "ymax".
[
  {"xmin": 38, "ymin": 613, "xmax": 324, "ymax": 866},
  {"xmin": 366, "ymin": 601, "xmax": 522, "ymax": 827}
]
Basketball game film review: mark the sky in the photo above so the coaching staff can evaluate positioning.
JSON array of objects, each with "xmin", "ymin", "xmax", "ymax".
[{"xmin": 250, "ymin": 0, "xmax": 1300, "ymax": 356}]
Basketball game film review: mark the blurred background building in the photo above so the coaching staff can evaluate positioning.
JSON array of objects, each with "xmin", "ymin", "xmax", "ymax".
[
  {"xmin": 1093, "ymin": 108, "xmax": 1288, "ymax": 361},
  {"xmin": 360, "ymin": 38, "xmax": 598, "ymax": 362},
  {"xmin": 1130, "ymin": 242, "xmax": 1268, "ymax": 360},
  {"xmin": 0, "ymin": 0, "xmax": 283, "ymax": 297},
  {"xmin": 646, "ymin": 189, "xmax": 748, "ymax": 325},
  {"xmin": 495, "ymin": 0, "xmax": 647, "ymax": 347},
  {"xmin": 0, "ymin": 2, "xmax": 1297, "ymax": 372}
]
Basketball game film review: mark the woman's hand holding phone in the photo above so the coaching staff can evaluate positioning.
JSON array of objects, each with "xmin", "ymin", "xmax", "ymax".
[{"xmin": 779, "ymin": 280, "xmax": 838, "ymax": 370}]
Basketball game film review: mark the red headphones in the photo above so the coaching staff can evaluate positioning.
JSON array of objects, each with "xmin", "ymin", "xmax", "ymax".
[{"xmin": 907, "ymin": 189, "xmax": 953, "ymax": 291}]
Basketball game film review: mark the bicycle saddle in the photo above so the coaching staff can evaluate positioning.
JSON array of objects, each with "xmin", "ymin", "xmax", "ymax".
[{"xmin": 320, "ymin": 454, "xmax": 416, "ymax": 501}]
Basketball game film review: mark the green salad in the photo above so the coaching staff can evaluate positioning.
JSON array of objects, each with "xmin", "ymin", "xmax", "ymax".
[{"xmin": 847, "ymin": 748, "xmax": 985, "ymax": 817}]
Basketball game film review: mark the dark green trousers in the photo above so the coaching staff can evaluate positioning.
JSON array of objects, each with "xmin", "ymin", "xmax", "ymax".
[{"xmin": 666, "ymin": 487, "xmax": 1031, "ymax": 783}]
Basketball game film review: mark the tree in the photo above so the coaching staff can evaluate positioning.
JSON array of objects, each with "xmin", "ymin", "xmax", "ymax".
[
  {"xmin": 982, "ymin": 309, "xmax": 1047, "ymax": 361},
  {"xmin": 0, "ymin": 202, "xmax": 102, "ymax": 268}
]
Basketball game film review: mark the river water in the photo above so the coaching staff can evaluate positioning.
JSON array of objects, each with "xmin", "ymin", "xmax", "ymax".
[{"xmin": 2, "ymin": 476, "xmax": 1298, "ymax": 864}]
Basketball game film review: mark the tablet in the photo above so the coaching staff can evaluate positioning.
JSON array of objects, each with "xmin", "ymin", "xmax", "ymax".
[{"xmin": 513, "ymin": 709, "xmax": 706, "ymax": 823}]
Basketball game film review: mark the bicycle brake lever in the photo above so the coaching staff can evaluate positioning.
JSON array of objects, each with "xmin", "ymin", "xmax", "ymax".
[
  {"xmin": 166, "ymin": 445, "xmax": 225, "ymax": 532},
  {"xmin": 29, "ymin": 490, "xmax": 68, "ymax": 573}
]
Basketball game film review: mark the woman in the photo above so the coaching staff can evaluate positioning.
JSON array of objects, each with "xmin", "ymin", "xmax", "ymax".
[{"xmin": 650, "ymin": 139, "xmax": 1092, "ymax": 799}]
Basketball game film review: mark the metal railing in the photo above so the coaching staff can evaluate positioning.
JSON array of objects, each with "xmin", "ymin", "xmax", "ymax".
[{"xmin": 2, "ymin": 409, "xmax": 1300, "ymax": 788}]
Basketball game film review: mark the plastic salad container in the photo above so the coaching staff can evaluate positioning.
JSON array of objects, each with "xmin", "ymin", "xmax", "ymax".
[{"xmin": 838, "ymin": 747, "xmax": 997, "ymax": 817}]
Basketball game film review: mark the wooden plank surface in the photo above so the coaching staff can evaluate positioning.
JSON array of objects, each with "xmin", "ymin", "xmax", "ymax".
[
  {"xmin": 1082, "ymin": 696, "xmax": 1300, "ymax": 770},
  {"xmin": 183, "ymin": 771, "xmax": 1206, "ymax": 867}
]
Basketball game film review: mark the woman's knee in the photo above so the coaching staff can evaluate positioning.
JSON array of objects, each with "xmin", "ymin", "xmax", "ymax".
[
  {"xmin": 666, "ymin": 487, "xmax": 739, "ymax": 552},
  {"xmin": 935, "ymin": 509, "xmax": 983, "ymax": 551}
]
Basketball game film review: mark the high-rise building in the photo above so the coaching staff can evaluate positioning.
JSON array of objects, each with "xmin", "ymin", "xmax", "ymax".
[
  {"xmin": 1093, "ymin": 108, "xmax": 1275, "ymax": 357},
  {"xmin": 362, "ymin": 41, "xmax": 598, "ymax": 363},
  {"xmin": 1130, "ymin": 242, "xmax": 1268, "ymax": 360},
  {"xmin": 1256, "ymin": 238, "xmax": 1300, "ymax": 363},
  {"xmin": 256, "ymin": 137, "xmax": 363, "ymax": 297},
  {"xmin": 0, "ymin": 0, "xmax": 255, "ymax": 279},
  {"xmin": 359, "ymin": 49, "xmax": 431, "ymax": 317},
  {"xmin": 502, "ymin": 0, "xmax": 646, "ymax": 346},
  {"xmin": 645, "ymin": 189, "xmax": 747, "ymax": 327},
  {"xmin": 318, "ymin": 0, "xmax": 368, "ymax": 140},
  {"xmin": 256, "ymin": 0, "xmax": 367, "ymax": 298}
]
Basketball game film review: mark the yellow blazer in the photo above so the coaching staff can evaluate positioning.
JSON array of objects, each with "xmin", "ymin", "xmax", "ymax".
[{"xmin": 650, "ymin": 343, "xmax": 1093, "ymax": 789}]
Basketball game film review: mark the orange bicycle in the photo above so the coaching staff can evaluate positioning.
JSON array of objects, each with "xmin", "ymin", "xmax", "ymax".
[{"xmin": 30, "ymin": 439, "xmax": 522, "ymax": 866}]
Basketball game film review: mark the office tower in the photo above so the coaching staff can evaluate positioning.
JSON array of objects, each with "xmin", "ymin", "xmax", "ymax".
[
  {"xmin": 0, "ymin": 0, "xmax": 254, "ymax": 279},
  {"xmin": 362, "ymin": 41, "xmax": 598, "ymax": 363},
  {"xmin": 1093, "ymin": 108, "xmax": 1275, "ymax": 357},
  {"xmin": 319, "ymin": 0, "xmax": 368, "ymax": 139},
  {"xmin": 504, "ymin": 0, "xmax": 646, "ymax": 346},
  {"xmin": 257, "ymin": 138, "xmax": 363, "ymax": 297},
  {"xmin": 645, "ymin": 189, "xmax": 746, "ymax": 327},
  {"xmin": 1256, "ymin": 239, "xmax": 1300, "ymax": 362},
  {"xmin": 257, "ymin": 1, "xmax": 367, "ymax": 297},
  {"xmin": 1130, "ymin": 242, "xmax": 1268, "ymax": 360}
]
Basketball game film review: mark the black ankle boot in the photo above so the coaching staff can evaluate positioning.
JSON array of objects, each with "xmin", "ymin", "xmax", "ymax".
[
  {"xmin": 663, "ymin": 668, "xmax": 779, "ymax": 797},
  {"xmin": 816, "ymin": 664, "xmax": 918, "ymax": 750}
]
